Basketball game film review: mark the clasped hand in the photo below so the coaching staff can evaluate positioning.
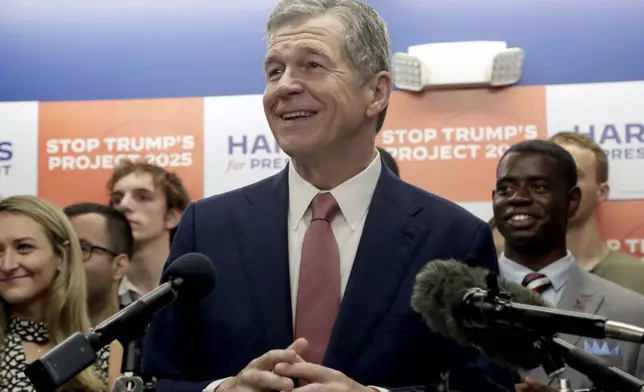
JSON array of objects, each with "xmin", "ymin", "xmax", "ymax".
[
  {"xmin": 219, "ymin": 338, "xmax": 373, "ymax": 392},
  {"xmin": 515, "ymin": 377, "xmax": 559, "ymax": 392}
]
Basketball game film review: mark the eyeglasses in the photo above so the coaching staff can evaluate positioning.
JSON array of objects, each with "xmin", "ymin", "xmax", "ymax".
[{"xmin": 79, "ymin": 240, "xmax": 118, "ymax": 262}]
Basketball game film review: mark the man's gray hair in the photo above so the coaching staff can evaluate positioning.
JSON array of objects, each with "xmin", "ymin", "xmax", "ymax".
[{"xmin": 265, "ymin": 0, "xmax": 391, "ymax": 81}]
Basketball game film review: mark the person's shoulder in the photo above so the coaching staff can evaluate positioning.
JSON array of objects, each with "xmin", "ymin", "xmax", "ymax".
[
  {"xmin": 397, "ymin": 179, "xmax": 485, "ymax": 228},
  {"xmin": 594, "ymin": 251, "xmax": 644, "ymax": 293},
  {"xmin": 602, "ymin": 251, "xmax": 644, "ymax": 270},
  {"xmin": 587, "ymin": 270, "xmax": 644, "ymax": 306},
  {"xmin": 192, "ymin": 171, "xmax": 283, "ymax": 211}
]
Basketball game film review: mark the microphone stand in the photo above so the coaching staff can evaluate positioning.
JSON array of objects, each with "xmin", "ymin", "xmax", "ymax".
[
  {"xmin": 112, "ymin": 372, "xmax": 156, "ymax": 392},
  {"xmin": 483, "ymin": 274, "xmax": 641, "ymax": 392},
  {"xmin": 482, "ymin": 274, "xmax": 572, "ymax": 392},
  {"xmin": 550, "ymin": 336, "xmax": 644, "ymax": 392},
  {"xmin": 530, "ymin": 335, "xmax": 579, "ymax": 392},
  {"xmin": 534, "ymin": 335, "xmax": 566, "ymax": 381},
  {"xmin": 112, "ymin": 329, "xmax": 156, "ymax": 392}
]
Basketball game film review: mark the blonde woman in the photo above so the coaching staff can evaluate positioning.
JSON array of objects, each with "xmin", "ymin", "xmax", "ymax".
[{"xmin": 0, "ymin": 195, "xmax": 119, "ymax": 391}]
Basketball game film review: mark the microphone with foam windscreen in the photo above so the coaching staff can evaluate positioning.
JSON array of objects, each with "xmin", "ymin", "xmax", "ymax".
[
  {"xmin": 24, "ymin": 252, "xmax": 217, "ymax": 392},
  {"xmin": 411, "ymin": 259, "xmax": 644, "ymax": 347},
  {"xmin": 410, "ymin": 258, "xmax": 550, "ymax": 371},
  {"xmin": 411, "ymin": 258, "xmax": 644, "ymax": 388}
]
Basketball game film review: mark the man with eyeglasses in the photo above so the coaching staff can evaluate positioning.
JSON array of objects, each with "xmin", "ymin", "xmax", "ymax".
[{"xmin": 64, "ymin": 202, "xmax": 134, "ymax": 325}]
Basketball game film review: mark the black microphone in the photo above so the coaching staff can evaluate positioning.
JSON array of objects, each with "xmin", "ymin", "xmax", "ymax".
[
  {"xmin": 461, "ymin": 287, "xmax": 644, "ymax": 343},
  {"xmin": 411, "ymin": 259, "xmax": 644, "ymax": 368},
  {"xmin": 411, "ymin": 258, "xmax": 550, "ymax": 370},
  {"xmin": 413, "ymin": 259, "xmax": 644, "ymax": 343},
  {"xmin": 24, "ymin": 252, "xmax": 217, "ymax": 392}
]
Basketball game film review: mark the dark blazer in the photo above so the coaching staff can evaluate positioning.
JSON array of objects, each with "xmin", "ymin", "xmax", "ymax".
[{"xmin": 141, "ymin": 163, "xmax": 514, "ymax": 392}]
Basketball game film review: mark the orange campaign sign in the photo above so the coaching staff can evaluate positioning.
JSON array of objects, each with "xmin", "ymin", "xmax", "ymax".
[
  {"xmin": 599, "ymin": 200, "xmax": 644, "ymax": 261},
  {"xmin": 38, "ymin": 98, "xmax": 204, "ymax": 208},
  {"xmin": 377, "ymin": 87, "xmax": 547, "ymax": 202}
]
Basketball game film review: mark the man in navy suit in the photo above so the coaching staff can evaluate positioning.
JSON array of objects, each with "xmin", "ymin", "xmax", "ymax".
[{"xmin": 142, "ymin": 1, "xmax": 513, "ymax": 392}]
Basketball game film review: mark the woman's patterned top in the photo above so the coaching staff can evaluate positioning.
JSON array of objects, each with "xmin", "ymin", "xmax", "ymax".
[{"xmin": 0, "ymin": 317, "xmax": 110, "ymax": 391}]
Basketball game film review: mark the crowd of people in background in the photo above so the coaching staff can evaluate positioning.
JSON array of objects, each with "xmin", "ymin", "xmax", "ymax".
[{"xmin": 0, "ymin": 160, "xmax": 191, "ymax": 391}]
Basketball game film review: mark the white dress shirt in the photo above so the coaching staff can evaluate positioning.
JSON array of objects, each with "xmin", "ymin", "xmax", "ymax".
[
  {"xmin": 204, "ymin": 152, "xmax": 382, "ymax": 392},
  {"xmin": 117, "ymin": 276, "xmax": 143, "ymax": 308},
  {"xmin": 499, "ymin": 251, "xmax": 576, "ymax": 306},
  {"xmin": 287, "ymin": 151, "xmax": 381, "ymax": 321}
]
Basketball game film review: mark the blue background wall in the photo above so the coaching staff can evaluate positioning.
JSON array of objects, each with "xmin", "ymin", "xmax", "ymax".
[{"xmin": 1, "ymin": 0, "xmax": 644, "ymax": 102}]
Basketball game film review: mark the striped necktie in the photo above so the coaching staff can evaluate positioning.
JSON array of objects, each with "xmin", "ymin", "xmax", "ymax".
[{"xmin": 522, "ymin": 272, "xmax": 551, "ymax": 295}]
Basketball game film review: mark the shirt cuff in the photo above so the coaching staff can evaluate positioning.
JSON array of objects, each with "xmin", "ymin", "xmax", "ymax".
[
  {"xmin": 368, "ymin": 386, "xmax": 389, "ymax": 392},
  {"xmin": 203, "ymin": 377, "xmax": 231, "ymax": 392}
]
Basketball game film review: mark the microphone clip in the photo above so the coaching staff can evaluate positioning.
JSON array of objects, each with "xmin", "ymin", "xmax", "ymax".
[
  {"xmin": 484, "ymin": 272, "xmax": 500, "ymax": 299},
  {"xmin": 112, "ymin": 373, "xmax": 157, "ymax": 392},
  {"xmin": 484, "ymin": 272, "xmax": 513, "ymax": 303}
]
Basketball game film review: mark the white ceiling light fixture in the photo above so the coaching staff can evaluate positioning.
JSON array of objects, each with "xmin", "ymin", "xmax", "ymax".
[{"xmin": 391, "ymin": 41, "xmax": 525, "ymax": 91}]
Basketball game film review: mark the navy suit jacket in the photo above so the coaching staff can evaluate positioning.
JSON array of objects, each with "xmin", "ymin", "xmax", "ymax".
[{"xmin": 141, "ymin": 163, "xmax": 514, "ymax": 392}]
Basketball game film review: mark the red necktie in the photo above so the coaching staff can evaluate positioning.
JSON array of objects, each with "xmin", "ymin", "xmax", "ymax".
[{"xmin": 295, "ymin": 193, "xmax": 341, "ymax": 364}]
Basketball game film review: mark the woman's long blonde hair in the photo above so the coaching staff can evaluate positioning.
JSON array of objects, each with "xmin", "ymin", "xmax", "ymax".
[{"xmin": 0, "ymin": 195, "xmax": 104, "ymax": 391}]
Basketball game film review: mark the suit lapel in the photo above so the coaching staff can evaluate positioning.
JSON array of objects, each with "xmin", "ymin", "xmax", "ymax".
[
  {"xmin": 231, "ymin": 169, "xmax": 293, "ymax": 351},
  {"xmin": 324, "ymin": 168, "xmax": 426, "ymax": 371},
  {"xmin": 558, "ymin": 264, "xmax": 604, "ymax": 347}
]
